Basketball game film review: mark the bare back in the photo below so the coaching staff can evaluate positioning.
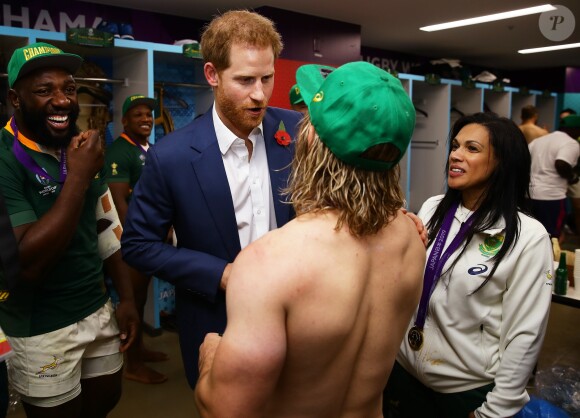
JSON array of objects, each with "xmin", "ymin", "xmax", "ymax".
[
  {"xmin": 198, "ymin": 210, "xmax": 424, "ymax": 418},
  {"xmin": 518, "ymin": 123, "xmax": 548, "ymax": 144},
  {"xmin": 265, "ymin": 211, "xmax": 424, "ymax": 417}
]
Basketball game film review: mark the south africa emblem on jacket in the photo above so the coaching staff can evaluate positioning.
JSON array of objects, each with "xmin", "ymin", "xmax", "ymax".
[{"xmin": 479, "ymin": 235, "xmax": 504, "ymax": 257}]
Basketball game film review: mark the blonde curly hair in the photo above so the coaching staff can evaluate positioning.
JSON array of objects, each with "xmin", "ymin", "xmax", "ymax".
[{"xmin": 285, "ymin": 115, "xmax": 405, "ymax": 237}]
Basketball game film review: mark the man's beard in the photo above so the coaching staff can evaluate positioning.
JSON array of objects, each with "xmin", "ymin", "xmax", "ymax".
[
  {"xmin": 19, "ymin": 101, "xmax": 80, "ymax": 149},
  {"xmin": 215, "ymin": 87, "xmax": 266, "ymax": 137}
]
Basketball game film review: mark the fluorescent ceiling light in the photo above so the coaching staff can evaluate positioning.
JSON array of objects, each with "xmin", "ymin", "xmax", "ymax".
[
  {"xmin": 519, "ymin": 42, "xmax": 580, "ymax": 54},
  {"xmin": 420, "ymin": 4, "xmax": 556, "ymax": 32}
]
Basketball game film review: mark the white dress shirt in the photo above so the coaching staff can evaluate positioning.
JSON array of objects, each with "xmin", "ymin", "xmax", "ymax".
[{"xmin": 213, "ymin": 106, "xmax": 277, "ymax": 249}]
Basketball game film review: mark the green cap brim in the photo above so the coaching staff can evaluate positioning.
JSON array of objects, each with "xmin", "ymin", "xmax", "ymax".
[
  {"xmin": 123, "ymin": 97, "xmax": 157, "ymax": 116},
  {"xmin": 295, "ymin": 64, "xmax": 336, "ymax": 105},
  {"xmin": 9, "ymin": 53, "xmax": 82, "ymax": 88},
  {"xmin": 289, "ymin": 84, "xmax": 304, "ymax": 105}
]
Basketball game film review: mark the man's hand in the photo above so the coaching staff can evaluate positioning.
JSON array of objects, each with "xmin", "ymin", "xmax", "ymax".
[
  {"xmin": 220, "ymin": 263, "xmax": 233, "ymax": 291},
  {"xmin": 166, "ymin": 226, "xmax": 175, "ymax": 245},
  {"xmin": 195, "ymin": 333, "xmax": 223, "ymax": 416},
  {"xmin": 103, "ymin": 250, "xmax": 139, "ymax": 352},
  {"xmin": 114, "ymin": 299, "xmax": 139, "ymax": 353},
  {"xmin": 401, "ymin": 208, "xmax": 427, "ymax": 247},
  {"xmin": 198, "ymin": 333, "xmax": 222, "ymax": 377},
  {"xmin": 67, "ymin": 129, "xmax": 104, "ymax": 184}
]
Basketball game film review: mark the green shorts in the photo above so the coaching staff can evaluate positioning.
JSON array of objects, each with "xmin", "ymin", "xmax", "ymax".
[{"xmin": 383, "ymin": 361, "xmax": 494, "ymax": 418}]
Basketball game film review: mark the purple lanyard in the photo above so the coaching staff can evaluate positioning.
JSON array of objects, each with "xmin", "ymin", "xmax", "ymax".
[
  {"xmin": 120, "ymin": 132, "xmax": 148, "ymax": 156},
  {"xmin": 414, "ymin": 201, "xmax": 477, "ymax": 329},
  {"xmin": 10, "ymin": 117, "xmax": 67, "ymax": 184}
]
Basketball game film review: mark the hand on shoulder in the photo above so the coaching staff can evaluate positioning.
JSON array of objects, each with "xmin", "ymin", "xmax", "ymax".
[{"xmin": 400, "ymin": 208, "xmax": 427, "ymax": 247}]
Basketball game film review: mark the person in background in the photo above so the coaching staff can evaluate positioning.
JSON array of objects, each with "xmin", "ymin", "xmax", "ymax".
[
  {"xmin": 0, "ymin": 189, "xmax": 20, "ymax": 418},
  {"xmin": 0, "ymin": 357, "xmax": 7, "ymax": 418},
  {"xmin": 120, "ymin": 10, "xmax": 303, "ymax": 388},
  {"xmin": 528, "ymin": 123, "xmax": 580, "ymax": 242},
  {"xmin": 105, "ymin": 94, "xmax": 168, "ymax": 385},
  {"xmin": 288, "ymin": 83, "xmax": 308, "ymax": 114},
  {"xmin": 560, "ymin": 115, "xmax": 580, "ymax": 238},
  {"xmin": 0, "ymin": 42, "xmax": 138, "ymax": 417},
  {"xmin": 518, "ymin": 104, "xmax": 548, "ymax": 144},
  {"xmin": 559, "ymin": 107, "xmax": 576, "ymax": 124},
  {"xmin": 384, "ymin": 112, "xmax": 553, "ymax": 418},
  {"xmin": 195, "ymin": 61, "xmax": 425, "ymax": 418}
]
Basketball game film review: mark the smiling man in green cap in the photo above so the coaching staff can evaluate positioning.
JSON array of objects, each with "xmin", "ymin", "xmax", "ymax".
[
  {"xmin": 196, "ymin": 61, "xmax": 425, "ymax": 417},
  {"xmin": 0, "ymin": 42, "xmax": 138, "ymax": 417},
  {"xmin": 105, "ymin": 94, "xmax": 169, "ymax": 385}
]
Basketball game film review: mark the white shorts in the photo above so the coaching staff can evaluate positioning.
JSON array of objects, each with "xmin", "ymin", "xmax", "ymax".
[{"xmin": 6, "ymin": 300, "xmax": 123, "ymax": 405}]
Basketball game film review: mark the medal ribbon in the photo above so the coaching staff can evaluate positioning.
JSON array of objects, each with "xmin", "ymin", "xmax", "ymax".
[
  {"xmin": 10, "ymin": 117, "xmax": 67, "ymax": 184},
  {"xmin": 414, "ymin": 201, "xmax": 477, "ymax": 329},
  {"xmin": 120, "ymin": 132, "xmax": 148, "ymax": 156}
]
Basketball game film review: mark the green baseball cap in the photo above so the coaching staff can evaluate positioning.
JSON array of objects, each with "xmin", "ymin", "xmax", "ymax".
[
  {"xmin": 289, "ymin": 84, "xmax": 304, "ymax": 105},
  {"xmin": 122, "ymin": 94, "xmax": 157, "ymax": 116},
  {"xmin": 8, "ymin": 42, "xmax": 83, "ymax": 88},
  {"xmin": 296, "ymin": 61, "xmax": 416, "ymax": 171}
]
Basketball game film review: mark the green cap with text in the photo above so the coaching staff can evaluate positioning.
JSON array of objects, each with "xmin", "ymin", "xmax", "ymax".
[
  {"xmin": 296, "ymin": 61, "xmax": 415, "ymax": 171},
  {"xmin": 122, "ymin": 94, "xmax": 157, "ymax": 116},
  {"xmin": 8, "ymin": 42, "xmax": 82, "ymax": 88}
]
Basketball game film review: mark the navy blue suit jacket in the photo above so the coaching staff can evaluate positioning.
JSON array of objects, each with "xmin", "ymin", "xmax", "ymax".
[{"xmin": 121, "ymin": 106, "xmax": 302, "ymax": 387}]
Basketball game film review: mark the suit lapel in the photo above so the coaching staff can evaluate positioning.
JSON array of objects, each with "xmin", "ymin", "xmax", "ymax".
[
  {"xmin": 187, "ymin": 109, "xmax": 294, "ymax": 258},
  {"xmin": 263, "ymin": 111, "xmax": 295, "ymax": 227},
  {"xmin": 189, "ymin": 111, "xmax": 241, "ymax": 259}
]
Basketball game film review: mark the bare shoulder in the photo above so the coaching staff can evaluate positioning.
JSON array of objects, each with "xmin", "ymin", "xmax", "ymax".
[
  {"xmin": 232, "ymin": 214, "xmax": 340, "ymax": 283},
  {"xmin": 230, "ymin": 219, "xmax": 308, "ymax": 282},
  {"xmin": 381, "ymin": 212, "xmax": 426, "ymax": 292},
  {"xmin": 393, "ymin": 213, "xmax": 426, "ymax": 271},
  {"xmin": 235, "ymin": 220, "xmax": 302, "ymax": 265},
  {"xmin": 387, "ymin": 210, "xmax": 426, "ymax": 250}
]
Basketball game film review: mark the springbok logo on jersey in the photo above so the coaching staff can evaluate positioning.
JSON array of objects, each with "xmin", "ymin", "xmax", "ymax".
[{"xmin": 479, "ymin": 235, "xmax": 504, "ymax": 257}]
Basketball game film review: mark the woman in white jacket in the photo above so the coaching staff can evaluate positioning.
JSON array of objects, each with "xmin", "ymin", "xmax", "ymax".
[{"xmin": 383, "ymin": 112, "xmax": 553, "ymax": 418}]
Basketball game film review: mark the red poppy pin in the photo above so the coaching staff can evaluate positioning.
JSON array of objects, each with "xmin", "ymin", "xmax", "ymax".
[{"xmin": 274, "ymin": 121, "xmax": 291, "ymax": 146}]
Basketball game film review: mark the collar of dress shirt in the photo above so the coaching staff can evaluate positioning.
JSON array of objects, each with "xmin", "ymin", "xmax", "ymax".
[{"xmin": 213, "ymin": 104, "xmax": 264, "ymax": 155}]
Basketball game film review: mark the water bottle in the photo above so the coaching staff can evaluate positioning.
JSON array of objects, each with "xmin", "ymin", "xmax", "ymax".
[{"xmin": 555, "ymin": 252, "xmax": 568, "ymax": 295}]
